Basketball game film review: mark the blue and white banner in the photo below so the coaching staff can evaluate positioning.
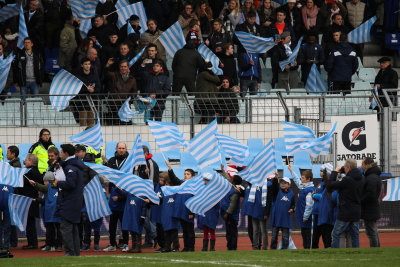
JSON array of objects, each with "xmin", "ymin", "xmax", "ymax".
[
  {"xmin": 127, "ymin": 21, "xmax": 135, "ymax": 36},
  {"xmin": 198, "ymin": 44, "xmax": 223, "ymax": 75},
  {"xmin": 216, "ymin": 134, "xmax": 249, "ymax": 167},
  {"xmin": 0, "ymin": 162, "xmax": 28, "ymax": 188},
  {"xmin": 69, "ymin": 0, "xmax": 98, "ymax": 19},
  {"xmin": 116, "ymin": 2, "xmax": 147, "ymax": 33},
  {"xmin": 119, "ymin": 134, "xmax": 146, "ymax": 174},
  {"xmin": 348, "ymin": 16, "xmax": 377, "ymax": 44},
  {"xmin": 0, "ymin": 4, "xmax": 19, "ymax": 23},
  {"xmin": 84, "ymin": 175, "xmax": 111, "ymax": 222},
  {"xmin": 300, "ymin": 122, "xmax": 337, "ymax": 157},
  {"xmin": 8, "ymin": 194, "xmax": 32, "ymax": 231},
  {"xmin": 383, "ymin": 177, "xmax": 400, "ymax": 201},
  {"xmin": 159, "ymin": 21, "xmax": 186, "ymax": 57},
  {"xmin": 118, "ymin": 97, "xmax": 135, "ymax": 122},
  {"xmin": 282, "ymin": 121, "xmax": 316, "ymax": 155},
  {"xmin": 70, "ymin": 116, "xmax": 104, "ymax": 152},
  {"xmin": 115, "ymin": 0, "xmax": 130, "ymax": 10},
  {"xmin": 162, "ymin": 174, "xmax": 204, "ymax": 196},
  {"xmin": 148, "ymin": 120, "xmax": 188, "ymax": 152},
  {"xmin": 279, "ymin": 36, "xmax": 303, "ymax": 71},
  {"xmin": 79, "ymin": 18, "xmax": 92, "ymax": 39},
  {"xmin": 49, "ymin": 69, "xmax": 83, "ymax": 111},
  {"xmin": 305, "ymin": 64, "xmax": 328, "ymax": 94},
  {"xmin": 234, "ymin": 31, "xmax": 275, "ymax": 53},
  {"xmin": 129, "ymin": 46, "xmax": 146, "ymax": 67},
  {"xmin": 17, "ymin": 2, "xmax": 28, "ymax": 50},
  {"xmin": 0, "ymin": 54, "xmax": 15, "ymax": 94}
]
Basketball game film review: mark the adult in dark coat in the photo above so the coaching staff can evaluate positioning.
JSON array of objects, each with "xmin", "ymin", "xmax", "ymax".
[
  {"xmin": 219, "ymin": 43, "xmax": 239, "ymax": 86},
  {"xmin": 25, "ymin": 0, "xmax": 45, "ymax": 51},
  {"xmin": 361, "ymin": 157, "xmax": 382, "ymax": 247},
  {"xmin": 327, "ymin": 159, "xmax": 364, "ymax": 248},
  {"xmin": 87, "ymin": 15, "xmax": 115, "ymax": 48},
  {"xmin": 144, "ymin": 0, "xmax": 170, "ymax": 31},
  {"xmin": 322, "ymin": 14, "xmax": 350, "ymax": 58},
  {"xmin": 55, "ymin": 144, "xmax": 84, "ymax": 256},
  {"xmin": 373, "ymin": 57, "xmax": 399, "ymax": 110},
  {"xmin": 217, "ymin": 77, "xmax": 240, "ymax": 124},
  {"xmin": 234, "ymin": 11, "xmax": 262, "ymax": 53}
]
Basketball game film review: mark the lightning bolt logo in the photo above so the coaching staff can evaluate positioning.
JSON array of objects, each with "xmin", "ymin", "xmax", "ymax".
[{"xmin": 350, "ymin": 127, "xmax": 364, "ymax": 146}]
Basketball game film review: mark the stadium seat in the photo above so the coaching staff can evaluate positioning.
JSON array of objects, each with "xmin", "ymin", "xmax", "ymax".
[
  {"xmin": 18, "ymin": 143, "xmax": 32, "ymax": 162},
  {"xmin": 293, "ymin": 150, "xmax": 313, "ymax": 170},
  {"xmin": 358, "ymin": 68, "xmax": 376, "ymax": 83},
  {"xmin": 152, "ymin": 152, "xmax": 168, "ymax": 171},
  {"xmin": 353, "ymin": 81, "xmax": 372, "ymax": 91},
  {"xmin": 247, "ymin": 138, "xmax": 264, "ymax": 158},
  {"xmin": 180, "ymin": 152, "xmax": 198, "ymax": 171},
  {"xmin": 312, "ymin": 164, "xmax": 322, "ymax": 178},
  {"xmin": 105, "ymin": 141, "xmax": 118, "ymax": 160}
]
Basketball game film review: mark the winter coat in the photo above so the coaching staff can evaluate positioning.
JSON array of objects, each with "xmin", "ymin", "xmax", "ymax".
[
  {"xmin": 24, "ymin": 8, "xmax": 45, "ymax": 49},
  {"xmin": 142, "ymin": 70, "xmax": 171, "ymax": 110},
  {"xmin": 217, "ymin": 87, "xmax": 239, "ymax": 117},
  {"xmin": 107, "ymin": 152, "xmax": 129, "ymax": 211},
  {"xmin": 172, "ymin": 45, "xmax": 205, "ymax": 80},
  {"xmin": 206, "ymin": 30, "xmax": 232, "ymax": 54},
  {"xmin": 219, "ymin": 53, "xmax": 238, "ymax": 86},
  {"xmin": 194, "ymin": 70, "xmax": 221, "ymax": 107},
  {"xmin": 319, "ymin": 2, "xmax": 348, "ymax": 30},
  {"xmin": 238, "ymin": 53, "xmax": 262, "ymax": 82},
  {"xmin": 74, "ymin": 68, "xmax": 102, "ymax": 109},
  {"xmin": 361, "ymin": 166, "xmax": 382, "ymax": 221},
  {"xmin": 346, "ymin": 1, "xmax": 366, "ymax": 29},
  {"xmin": 87, "ymin": 24, "xmax": 115, "ymax": 48},
  {"xmin": 59, "ymin": 23, "xmax": 77, "ymax": 68},
  {"xmin": 374, "ymin": 65, "xmax": 398, "ymax": 108},
  {"xmin": 325, "ymin": 42, "xmax": 358, "ymax": 82},
  {"xmin": 13, "ymin": 49, "xmax": 44, "ymax": 87},
  {"xmin": 105, "ymin": 67, "xmax": 138, "ymax": 98}
]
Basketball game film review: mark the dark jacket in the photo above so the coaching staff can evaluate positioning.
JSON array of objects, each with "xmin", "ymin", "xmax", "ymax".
[
  {"xmin": 108, "ymin": 152, "xmax": 129, "ymax": 171},
  {"xmin": 217, "ymin": 87, "xmax": 239, "ymax": 118},
  {"xmin": 96, "ymin": 1, "xmax": 118, "ymax": 25},
  {"xmin": 238, "ymin": 52, "xmax": 262, "ymax": 82},
  {"xmin": 57, "ymin": 157, "xmax": 85, "ymax": 223},
  {"xmin": 143, "ymin": 70, "xmax": 171, "ymax": 109},
  {"xmin": 219, "ymin": 53, "xmax": 238, "ymax": 86},
  {"xmin": 299, "ymin": 42, "xmax": 325, "ymax": 83},
  {"xmin": 327, "ymin": 168, "xmax": 364, "ymax": 222},
  {"xmin": 325, "ymin": 42, "xmax": 358, "ymax": 82},
  {"xmin": 206, "ymin": 30, "xmax": 231, "ymax": 54},
  {"xmin": 281, "ymin": 4, "xmax": 302, "ymax": 35},
  {"xmin": 195, "ymin": 70, "xmax": 221, "ymax": 106},
  {"xmin": 266, "ymin": 177, "xmax": 296, "ymax": 217},
  {"xmin": 105, "ymin": 67, "xmax": 138, "ymax": 98},
  {"xmin": 9, "ymin": 158, "xmax": 22, "ymax": 168},
  {"xmin": 74, "ymin": 68, "xmax": 102, "ymax": 99},
  {"xmin": 172, "ymin": 44, "xmax": 205, "ymax": 80},
  {"xmin": 361, "ymin": 166, "xmax": 382, "ymax": 221},
  {"xmin": 135, "ymin": 154, "xmax": 160, "ymax": 186},
  {"xmin": 374, "ymin": 65, "xmax": 398, "ymax": 108},
  {"xmin": 265, "ymin": 22, "xmax": 296, "ymax": 44},
  {"xmin": 24, "ymin": 8, "xmax": 45, "ymax": 49},
  {"xmin": 87, "ymin": 23, "xmax": 115, "ymax": 48},
  {"xmin": 13, "ymin": 49, "xmax": 44, "ymax": 87},
  {"xmin": 322, "ymin": 23, "xmax": 350, "ymax": 57}
]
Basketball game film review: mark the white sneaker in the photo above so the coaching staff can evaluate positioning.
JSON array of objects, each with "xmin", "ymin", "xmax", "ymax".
[
  {"xmin": 121, "ymin": 244, "xmax": 129, "ymax": 252},
  {"xmin": 103, "ymin": 245, "xmax": 116, "ymax": 252}
]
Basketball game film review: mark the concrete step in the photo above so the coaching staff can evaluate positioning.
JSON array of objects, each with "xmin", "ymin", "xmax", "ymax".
[{"xmin": 363, "ymin": 55, "xmax": 393, "ymax": 68}]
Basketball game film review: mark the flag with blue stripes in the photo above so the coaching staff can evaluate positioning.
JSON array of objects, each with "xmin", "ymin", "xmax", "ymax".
[
  {"xmin": 0, "ymin": 54, "xmax": 15, "ymax": 94},
  {"xmin": 85, "ymin": 162, "xmax": 124, "ymax": 181},
  {"xmin": 17, "ymin": 2, "xmax": 28, "ymax": 50},
  {"xmin": 8, "ymin": 194, "xmax": 32, "ymax": 231},
  {"xmin": 159, "ymin": 21, "xmax": 186, "ymax": 58},
  {"xmin": 79, "ymin": 18, "xmax": 92, "ymax": 38},
  {"xmin": 348, "ymin": 16, "xmax": 377, "ymax": 44},
  {"xmin": 261, "ymin": 178, "xmax": 269, "ymax": 207},
  {"xmin": 116, "ymin": 0, "xmax": 130, "ymax": 10},
  {"xmin": 84, "ymin": 175, "xmax": 111, "ymax": 222},
  {"xmin": 49, "ymin": 69, "xmax": 83, "ymax": 111},
  {"xmin": 127, "ymin": 21, "xmax": 134, "ymax": 36},
  {"xmin": 188, "ymin": 118, "xmax": 221, "ymax": 169},
  {"xmin": 305, "ymin": 64, "xmax": 328, "ymax": 94},
  {"xmin": 116, "ymin": 2, "xmax": 147, "ymax": 33},
  {"xmin": 119, "ymin": 134, "xmax": 146, "ymax": 174},
  {"xmin": 279, "ymin": 36, "xmax": 304, "ymax": 71},
  {"xmin": 216, "ymin": 134, "xmax": 249, "ymax": 167},
  {"xmin": 0, "ymin": 162, "xmax": 28, "ymax": 188},
  {"xmin": 234, "ymin": 31, "xmax": 275, "ymax": 53},
  {"xmin": 161, "ymin": 174, "xmax": 204, "ymax": 196},
  {"xmin": 300, "ymin": 122, "xmax": 337, "ymax": 157},
  {"xmin": 383, "ymin": 177, "xmax": 400, "ymax": 201},
  {"xmin": 198, "ymin": 44, "xmax": 223, "ymax": 75},
  {"xmin": 129, "ymin": 46, "xmax": 146, "ymax": 67},
  {"xmin": 185, "ymin": 171, "xmax": 231, "ymax": 216},
  {"xmin": 371, "ymin": 85, "xmax": 378, "ymax": 110},
  {"xmin": 282, "ymin": 121, "xmax": 316, "ymax": 155},
  {"xmin": 0, "ymin": 4, "xmax": 19, "ymax": 23},
  {"xmin": 69, "ymin": 0, "xmax": 98, "ymax": 19},
  {"xmin": 148, "ymin": 120, "xmax": 188, "ymax": 152},
  {"xmin": 278, "ymin": 235, "xmax": 297, "ymax": 249},
  {"xmin": 70, "ymin": 116, "xmax": 104, "ymax": 152},
  {"xmin": 237, "ymin": 140, "xmax": 276, "ymax": 187},
  {"xmin": 118, "ymin": 97, "xmax": 135, "ymax": 122}
]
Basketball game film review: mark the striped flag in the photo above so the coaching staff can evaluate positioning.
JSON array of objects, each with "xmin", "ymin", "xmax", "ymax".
[
  {"xmin": 79, "ymin": 18, "xmax": 92, "ymax": 38},
  {"xmin": 148, "ymin": 120, "xmax": 188, "ymax": 152},
  {"xmin": 116, "ymin": 0, "xmax": 130, "ymax": 10},
  {"xmin": 348, "ymin": 16, "xmax": 377, "ymax": 44},
  {"xmin": 300, "ymin": 122, "xmax": 337, "ymax": 157},
  {"xmin": 162, "ymin": 174, "xmax": 204, "ymax": 196},
  {"xmin": 188, "ymin": 118, "xmax": 221, "ymax": 169},
  {"xmin": 278, "ymin": 235, "xmax": 297, "ymax": 249},
  {"xmin": 85, "ymin": 162, "xmax": 125, "ymax": 181},
  {"xmin": 279, "ymin": 36, "xmax": 304, "ymax": 71},
  {"xmin": 305, "ymin": 64, "xmax": 328, "ymax": 94},
  {"xmin": 216, "ymin": 134, "xmax": 249, "ymax": 167},
  {"xmin": 159, "ymin": 21, "xmax": 186, "ymax": 58},
  {"xmin": 0, "ymin": 162, "xmax": 28, "ymax": 188},
  {"xmin": 198, "ymin": 44, "xmax": 223, "ymax": 75},
  {"xmin": 0, "ymin": 4, "xmax": 19, "ymax": 23},
  {"xmin": 282, "ymin": 121, "xmax": 316, "ymax": 155},
  {"xmin": 129, "ymin": 46, "xmax": 146, "ymax": 67},
  {"xmin": 70, "ymin": 116, "xmax": 104, "ymax": 152},
  {"xmin": 383, "ymin": 177, "xmax": 400, "ymax": 201},
  {"xmin": 17, "ymin": 2, "xmax": 28, "ymax": 50},
  {"xmin": 116, "ymin": 2, "xmax": 147, "ymax": 33},
  {"xmin": 0, "ymin": 54, "xmax": 15, "ymax": 94},
  {"xmin": 84, "ymin": 175, "xmax": 111, "ymax": 222},
  {"xmin": 118, "ymin": 97, "xmax": 135, "ymax": 122},
  {"xmin": 8, "ymin": 194, "xmax": 32, "ymax": 231},
  {"xmin": 49, "ymin": 69, "xmax": 83, "ymax": 111},
  {"xmin": 119, "ymin": 134, "xmax": 146, "ymax": 174},
  {"xmin": 127, "ymin": 21, "xmax": 135, "ymax": 36},
  {"xmin": 234, "ymin": 31, "xmax": 275, "ymax": 53},
  {"xmin": 371, "ymin": 85, "xmax": 378, "ymax": 110},
  {"xmin": 237, "ymin": 140, "xmax": 276, "ymax": 187},
  {"xmin": 185, "ymin": 171, "xmax": 231, "ymax": 216},
  {"xmin": 69, "ymin": 0, "xmax": 98, "ymax": 19}
]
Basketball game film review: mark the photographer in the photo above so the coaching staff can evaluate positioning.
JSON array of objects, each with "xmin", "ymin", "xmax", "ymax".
[{"xmin": 327, "ymin": 159, "xmax": 364, "ymax": 248}]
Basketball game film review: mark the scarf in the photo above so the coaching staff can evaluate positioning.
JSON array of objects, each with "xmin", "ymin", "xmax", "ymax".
[
  {"xmin": 330, "ymin": 8, "xmax": 340, "ymax": 25},
  {"xmin": 302, "ymin": 5, "xmax": 319, "ymax": 30}
]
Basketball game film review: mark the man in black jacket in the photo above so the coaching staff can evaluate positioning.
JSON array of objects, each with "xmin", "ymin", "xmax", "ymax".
[
  {"xmin": 327, "ymin": 159, "xmax": 364, "ymax": 248},
  {"xmin": 235, "ymin": 11, "xmax": 262, "ymax": 54},
  {"xmin": 25, "ymin": 0, "xmax": 45, "ymax": 52},
  {"xmin": 373, "ymin": 57, "xmax": 398, "ymax": 110},
  {"xmin": 361, "ymin": 157, "xmax": 382, "ymax": 247}
]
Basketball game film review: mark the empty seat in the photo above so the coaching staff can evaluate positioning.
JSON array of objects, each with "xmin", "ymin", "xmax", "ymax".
[
  {"xmin": 18, "ymin": 143, "xmax": 33, "ymax": 162},
  {"xmin": 105, "ymin": 141, "xmax": 119, "ymax": 160},
  {"xmin": 358, "ymin": 68, "xmax": 376, "ymax": 83},
  {"xmin": 293, "ymin": 150, "xmax": 312, "ymax": 170}
]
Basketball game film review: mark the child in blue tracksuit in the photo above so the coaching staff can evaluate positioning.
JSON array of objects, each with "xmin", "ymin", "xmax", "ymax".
[
  {"xmin": 0, "ymin": 184, "xmax": 13, "ymax": 250},
  {"xmin": 289, "ymin": 165, "xmax": 315, "ymax": 249},
  {"xmin": 267, "ymin": 176, "xmax": 296, "ymax": 250}
]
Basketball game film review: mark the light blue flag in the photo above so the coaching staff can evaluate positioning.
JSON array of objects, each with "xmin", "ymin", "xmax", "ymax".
[
  {"xmin": 0, "ymin": 54, "xmax": 15, "ymax": 94},
  {"xmin": 261, "ymin": 178, "xmax": 269, "ymax": 207},
  {"xmin": 116, "ymin": 2, "xmax": 147, "ymax": 33},
  {"xmin": 300, "ymin": 122, "xmax": 337, "ymax": 158},
  {"xmin": 282, "ymin": 121, "xmax": 316, "ymax": 155},
  {"xmin": 49, "ymin": 69, "xmax": 83, "ymax": 111},
  {"xmin": 148, "ymin": 120, "xmax": 188, "ymax": 152},
  {"xmin": 69, "ymin": 0, "xmax": 98, "ymax": 19},
  {"xmin": 383, "ymin": 177, "xmax": 400, "ymax": 201},
  {"xmin": 198, "ymin": 44, "xmax": 223, "ymax": 75},
  {"xmin": 79, "ymin": 18, "xmax": 92, "ymax": 38},
  {"xmin": 129, "ymin": 46, "xmax": 146, "ymax": 67},
  {"xmin": 234, "ymin": 31, "xmax": 275, "ymax": 53},
  {"xmin": 119, "ymin": 134, "xmax": 146, "ymax": 174},
  {"xmin": 237, "ymin": 140, "xmax": 276, "ymax": 188},
  {"xmin": 0, "ymin": 4, "xmax": 19, "ymax": 23},
  {"xmin": 161, "ymin": 185, "xmax": 181, "ymax": 196},
  {"xmin": 84, "ymin": 175, "xmax": 111, "ymax": 222},
  {"xmin": 85, "ymin": 162, "xmax": 124, "ymax": 181},
  {"xmin": 17, "ymin": 2, "xmax": 28, "ymax": 50},
  {"xmin": 159, "ymin": 21, "xmax": 186, "ymax": 57},
  {"xmin": 279, "ymin": 36, "xmax": 303, "ymax": 71},
  {"xmin": 70, "ymin": 116, "xmax": 104, "ymax": 152},
  {"xmin": 185, "ymin": 171, "xmax": 231, "ymax": 216},
  {"xmin": 8, "ymin": 194, "xmax": 32, "ymax": 231},
  {"xmin": 161, "ymin": 174, "xmax": 204, "ymax": 196},
  {"xmin": 127, "ymin": 21, "xmax": 134, "ymax": 36},
  {"xmin": 348, "ymin": 16, "xmax": 377, "ymax": 44},
  {"xmin": 216, "ymin": 134, "xmax": 249, "ymax": 167},
  {"xmin": 305, "ymin": 64, "xmax": 328, "ymax": 94},
  {"xmin": 278, "ymin": 235, "xmax": 297, "ymax": 249},
  {"xmin": 188, "ymin": 118, "xmax": 221, "ymax": 169},
  {"xmin": 0, "ymin": 162, "xmax": 28, "ymax": 188},
  {"xmin": 371, "ymin": 85, "xmax": 378, "ymax": 110},
  {"xmin": 116, "ymin": 0, "xmax": 130, "ymax": 10},
  {"xmin": 118, "ymin": 97, "xmax": 135, "ymax": 122}
]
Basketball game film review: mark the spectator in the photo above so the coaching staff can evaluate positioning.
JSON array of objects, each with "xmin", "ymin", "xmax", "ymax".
[
  {"xmin": 322, "ymin": 13, "xmax": 349, "ymax": 57},
  {"xmin": 327, "ymin": 159, "xmax": 364, "ymax": 248},
  {"xmin": 280, "ymin": 0, "xmax": 302, "ymax": 36},
  {"xmin": 217, "ymin": 77, "xmax": 240, "ymax": 124},
  {"xmin": 25, "ymin": 0, "xmax": 45, "ymax": 53},
  {"xmin": 361, "ymin": 157, "xmax": 382, "ymax": 248},
  {"xmin": 185, "ymin": 19, "xmax": 203, "ymax": 44},
  {"xmin": 239, "ymin": 0, "xmax": 261, "ymax": 25},
  {"xmin": 324, "ymin": 29, "xmax": 341, "ymax": 59},
  {"xmin": 59, "ymin": 15, "xmax": 78, "ymax": 72},
  {"xmin": 238, "ymin": 51, "xmax": 262, "ymax": 97},
  {"xmin": 96, "ymin": 0, "xmax": 118, "ymax": 25},
  {"xmin": 325, "ymin": 33, "xmax": 358, "ymax": 95},
  {"xmin": 42, "ymin": 0, "xmax": 63, "ymax": 50},
  {"xmin": 13, "ymin": 38, "xmax": 44, "ymax": 100},
  {"xmin": 196, "ymin": 1, "xmax": 213, "ymax": 40},
  {"xmin": 179, "ymin": 4, "xmax": 200, "ymax": 39},
  {"xmin": 29, "ymin": 128, "xmax": 55, "ymax": 174},
  {"xmin": 114, "ymin": 42, "xmax": 133, "ymax": 66},
  {"xmin": 86, "ymin": 47, "xmax": 102, "ymax": 82},
  {"xmin": 235, "ymin": 11, "xmax": 262, "ymax": 53},
  {"xmin": 219, "ymin": 43, "xmax": 239, "ymax": 86},
  {"xmin": 143, "ymin": 19, "xmax": 167, "ymax": 63},
  {"xmin": 265, "ymin": 8, "xmax": 296, "ymax": 43},
  {"xmin": 119, "ymin": 15, "xmax": 141, "ymax": 44},
  {"xmin": 299, "ymin": 31, "xmax": 324, "ymax": 85},
  {"xmin": 345, "ymin": 0, "xmax": 366, "ymax": 61},
  {"xmin": 205, "ymin": 18, "xmax": 232, "ymax": 55},
  {"xmin": 3, "ymin": 28, "xmax": 18, "ymax": 54},
  {"xmin": 300, "ymin": 0, "xmax": 320, "ymax": 33},
  {"xmin": 101, "ymin": 32, "xmax": 120, "ymax": 66},
  {"xmin": 71, "ymin": 38, "xmax": 94, "ymax": 73},
  {"xmin": 219, "ymin": 0, "xmax": 243, "ymax": 32},
  {"xmin": 257, "ymin": 0, "xmax": 276, "ymax": 35},
  {"xmin": 320, "ymin": 0, "xmax": 348, "ymax": 30},
  {"xmin": 87, "ymin": 14, "xmax": 115, "ymax": 48},
  {"xmin": 144, "ymin": 0, "xmax": 170, "ymax": 31}
]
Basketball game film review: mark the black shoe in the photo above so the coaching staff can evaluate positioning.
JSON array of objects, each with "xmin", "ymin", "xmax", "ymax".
[
  {"xmin": 154, "ymin": 248, "xmax": 163, "ymax": 253},
  {"xmin": 22, "ymin": 245, "xmax": 38, "ymax": 250},
  {"xmin": 142, "ymin": 243, "xmax": 153, "ymax": 248},
  {"xmin": 181, "ymin": 248, "xmax": 188, "ymax": 252},
  {"xmin": 161, "ymin": 248, "xmax": 171, "ymax": 253},
  {"xmin": 171, "ymin": 249, "xmax": 179, "ymax": 252}
]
